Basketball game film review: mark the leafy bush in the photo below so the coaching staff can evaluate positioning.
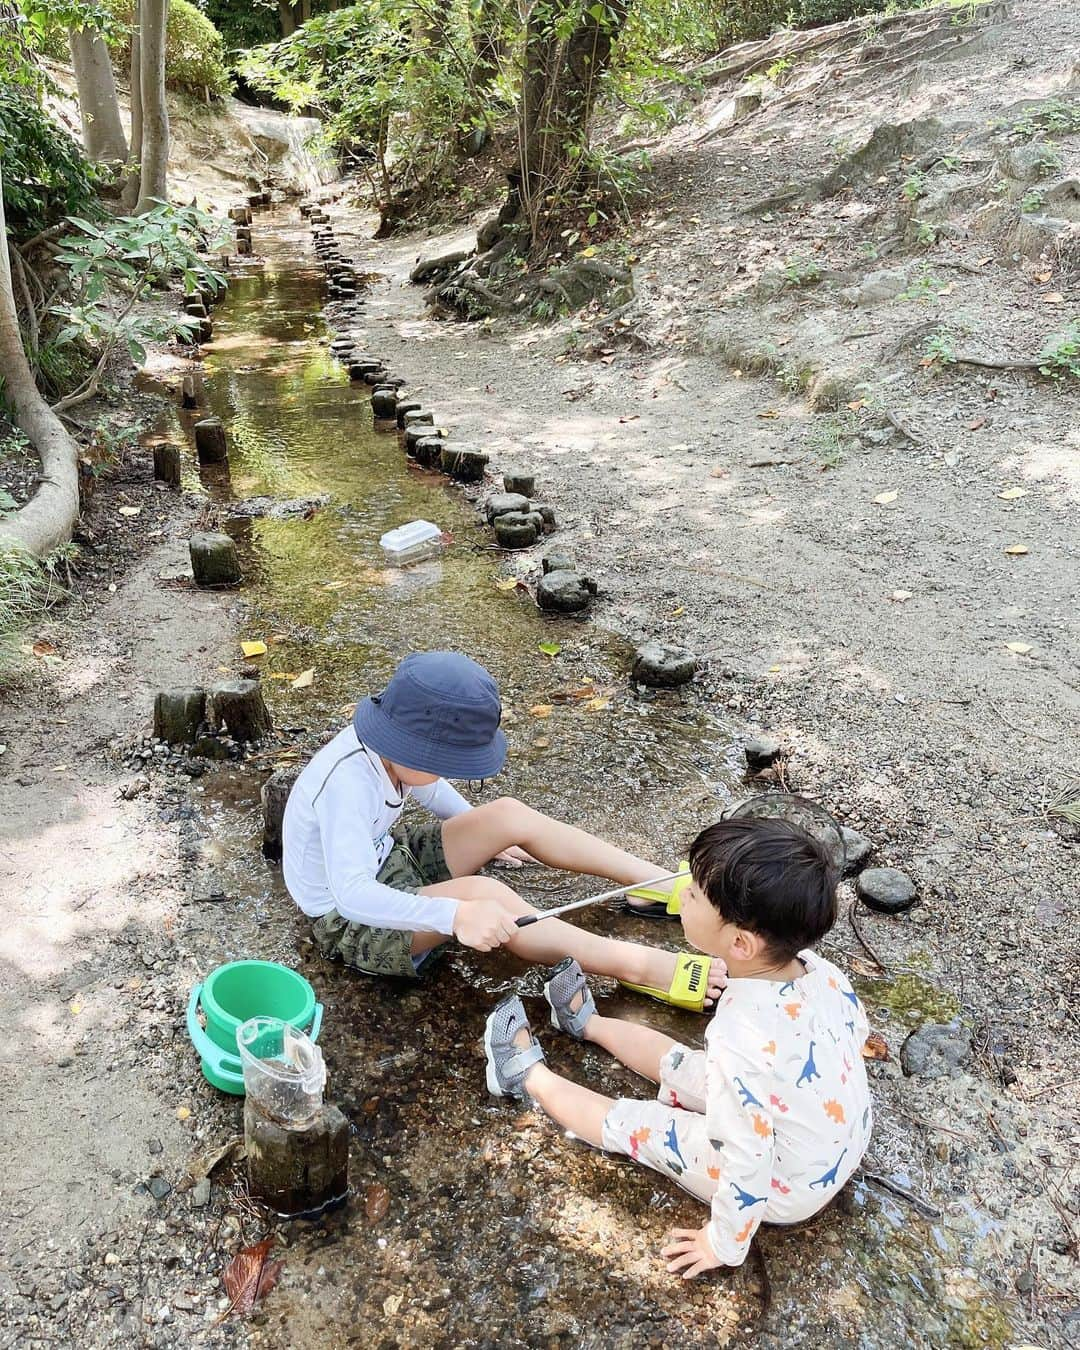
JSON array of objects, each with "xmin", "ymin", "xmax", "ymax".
[
  {"xmin": 709, "ymin": 0, "xmax": 893, "ymax": 44},
  {"xmin": 106, "ymin": 0, "xmax": 230, "ymax": 98},
  {"xmin": 1037, "ymin": 320, "xmax": 1080, "ymax": 383},
  {"xmin": 0, "ymin": 87, "xmax": 99, "ymax": 242}
]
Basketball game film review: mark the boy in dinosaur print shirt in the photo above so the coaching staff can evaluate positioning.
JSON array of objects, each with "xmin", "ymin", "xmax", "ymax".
[{"xmin": 483, "ymin": 815, "xmax": 873, "ymax": 1278}]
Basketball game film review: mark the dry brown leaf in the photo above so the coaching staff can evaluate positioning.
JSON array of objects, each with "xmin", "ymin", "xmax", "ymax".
[
  {"xmin": 1003, "ymin": 544, "xmax": 1029, "ymax": 556},
  {"xmin": 873, "ymin": 490, "xmax": 898, "ymax": 505},
  {"xmin": 290, "ymin": 668, "xmax": 315, "ymax": 689},
  {"xmin": 31, "ymin": 639, "xmax": 59, "ymax": 658},
  {"xmin": 176, "ymin": 1106, "xmax": 191, "ymax": 1121},
  {"xmin": 1034, "ymin": 269, "xmax": 1052, "ymax": 283},
  {"xmin": 936, "ymin": 282, "xmax": 955, "ymax": 296},
  {"xmin": 968, "ymin": 417, "xmax": 986, "ymax": 431},
  {"xmin": 322, "ymin": 580, "xmax": 348, "ymax": 591},
  {"xmin": 757, "ymin": 409, "xmax": 780, "ymax": 420},
  {"xmin": 998, "ymin": 486, "xmax": 1027, "ymax": 500},
  {"xmin": 862, "ymin": 1033, "xmax": 890, "ymax": 1062},
  {"xmin": 847, "ymin": 399, "xmax": 866, "ymax": 412},
  {"xmin": 975, "ymin": 255, "xmax": 992, "ymax": 267},
  {"xmin": 364, "ymin": 1184, "xmax": 391, "ymax": 1223},
  {"xmin": 222, "ymin": 1239, "xmax": 284, "ymax": 1316},
  {"xmin": 1042, "ymin": 291, "xmax": 1065, "ymax": 305},
  {"xmin": 890, "ymin": 590, "xmax": 913, "ymax": 602},
  {"xmin": 529, "ymin": 704, "xmax": 553, "ymax": 718},
  {"xmin": 494, "ymin": 577, "xmax": 519, "ymax": 592},
  {"xmin": 240, "ymin": 640, "xmax": 267, "ymax": 658},
  {"xmin": 532, "ymin": 736, "xmax": 551, "ymax": 749},
  {"xmin": 584, "ymin": 695, "xmax": 611, "ymax": 712},
  {"xmin": 187, "ymin": 1136, "xmax": 245, "ymax": 1183}
]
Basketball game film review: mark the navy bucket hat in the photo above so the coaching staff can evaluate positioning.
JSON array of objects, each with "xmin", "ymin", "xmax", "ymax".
[{"xmin": 353, "ymin": 651, "xmax": 507, "ymax": 780}]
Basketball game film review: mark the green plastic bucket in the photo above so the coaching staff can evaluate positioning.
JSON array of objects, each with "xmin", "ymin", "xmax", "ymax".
[{"xmin": 186, "ymin": 961, "xmax": 323, "ymax": 1095}]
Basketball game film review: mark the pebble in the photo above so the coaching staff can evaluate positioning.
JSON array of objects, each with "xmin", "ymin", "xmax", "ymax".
[
  {"xmin": 840, "ymin": 826, "xmax": 873, "ymax": 874},
  {"xmin": 900, "ymin": 1021, "xmax": 972, "ymax": 1079},
  {"xmin": 857, "ymin": 867, "xmax": 918, "ymax": 913},
  {"xmin": 147, "ymin": 1176, "xmax": 172, "ymax": 1202},
  {"xmin": 744, "ymin": 733, "xmax": 782, "ymax": 769},
  {"xmin": 191, "ymin": 1179, "xmax": 211, "ymax": 1208},
  {"xmin": 485, "ymin": 493, "xmax": 531, "ymax": 523},
  {"xmin": 631, "ymin": 642, "xmax": 698, "ymax": 689},
  {"xmin": 536, "ymin": 571, "xmax": 597, "ymax": 614}
]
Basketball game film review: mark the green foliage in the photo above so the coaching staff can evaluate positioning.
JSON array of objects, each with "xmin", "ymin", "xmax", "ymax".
[
  {"xmin": 709, "ymin": 0, "xmax": 892, "ymax": 44},
  {"xmin": 50, "ymin": 203, "xmax": 229, "ymax": 381},
  {"xmin": 899, "ymin": 269, "xmax": 943, "ymax": 301},
  {"xmin": 0, "ymin": 86, "xmax": 99, "ymax": 241},
  {"xmin": 105, "ymin": 0, "xmax": 230, "ymax": 97},
  {"xmin": 922, "ymin": 329, "xmax": 957, "ymax": 365},
  {"xmin": 1020, "ymin": 188, "xmax": 1044, "ymax": 213},
  {"xmin": 0, "ymin": 545, "xmax": 50, "ymax": 671},
  {"xmin": 783, "ymin": 254, "xmax": 822, "ymax": 285},
  {"xmin": 203, "ymin": 0, "xmax": 278, "ymax": 54},
  {"xmin": 901, "ymin": 171, "xmax": 925, "ymax": 200},
  {"xmin": 1037, "ymin": 320, "xmax": 1080, "ymax": 383},
  {"xmin": 1004, "ymin": 98, "xmax": 1080, "ymax": 140}
]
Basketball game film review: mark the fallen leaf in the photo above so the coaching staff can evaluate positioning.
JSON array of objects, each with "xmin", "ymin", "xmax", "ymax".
[
  {"xmin": 538, "ymin": 641, "xmax": 561, "ymax": 657},
  {"xmin": 187, "ymin": 1136, "xmax": 245, "ymax": 1182},
  {"xmin": 1034, "ymin": 269, "xmax": 1052, "ymax": 283},
  {"xmin": 599, "ymin": 355, "xmax": 616, "ymax": 365},
  {"xmin": 890, "ymin": 590, "xmax": 913, "ymax": 602},
  {"xmin": 494, "ymin": 577, "xmax": 519, "ymax": 592},
  {"xmin": 861, "ymin": 1033, "xmax": 890, "ymax": 1061},
  {"xmin": 529, "ymin": 704, "xmax": 553, "ymax": 718},
  {"xmin": 31, "ymin": 639, "xmax": 59, "ymax": 658},
  {"xmin": 1003, "ymin": 544, "xmax": 1029, "ymax": 555},
  {"xmin": 968, "ymin": 417, "xmax": 986, "ymax": 431},
  {"xmin": 364, "ymin": 1184, "xmax": 391, "ymax": 1223},
  {"xmin": 291, "ymin": 668, "xmax": 315, "ymax": 689},
  {"xmin": 268, "ymin": 672, "xmax": 293, "ymax": 680},
  {"xmin": 383, "ymin": 1294, "xmax": 403, "ymax": 1317},
  {"xmin": 618, "ymin": 414, "xmax": 640, "ymax": 424},
  {"xmin": 322, "ymin": 580, "xmax": 348, "ymax": 591},
  {"xmin": 671, "ymin": 605, "xmax": 685, "ymax": 617},
  {"xmin": 873, "ymin": 490, "xmax": 899, "ymax": 505},
  {"xmin": 70, "ymin": 1002, "xmax": 82, "ymax": 1015},
  {"xmin": 532, "ymin": 736, "xmax": 550, "ymax": 749},
  {"xmin": 1005, "ymin": 642, "xmax": 1033, "ymax": 655},
  {"xmin": 936, "ymin": 282, "xmax": 955, "ymax": 296},
  {"xmin": 767, "ymin": 664, "xmax": 782, "ymax": 674},
  {"xmin": 176, "ymin": 1106, "xmax": 191, "ymax": 1121},
  {"xmin": 240, "ymin": 640, "xmax": 267, "ymax": 658},
  {"xmin": 998, "ymin": 486, "xmax": 1027, "ymax": 500},
  {"xmin": 757, "ymin": 409, "xmax": 780, "ymax": 419},
  {"xmin": 847, "ymin": 399, "xmax": 866, "ymax": 412},
  {"xmin": 222, "ymin": 1239, "xmax": 284, "ymax": 1316},
  {"xmin": 118, "ymin": 505, "xmax": 142, "ymax": 517},
  {"xmin": 975, "ymin": 255, "xmax": 992, "ymax": 266},
  {"xmin": 1042, "ymin": 291, "xmax": 1064, "ymax": 305},
  {"xmin": 584, "ymin": 695, "xmax": 611, "ymax": 712}
]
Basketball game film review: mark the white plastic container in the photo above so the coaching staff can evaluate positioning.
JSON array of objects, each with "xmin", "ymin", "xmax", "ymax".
[
  {"xmin": 379, "ymin": 519, "xmax": 444, "ymax": 567},
  {"xmin": 237, "ymin": 1016, "xmax": 326, "ymax": 1128}
]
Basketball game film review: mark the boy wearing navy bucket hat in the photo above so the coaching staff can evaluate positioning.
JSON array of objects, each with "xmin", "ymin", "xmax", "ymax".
[{"xmin": 283, "ymin": 651, "xmax": 725, "ymax": 1012}]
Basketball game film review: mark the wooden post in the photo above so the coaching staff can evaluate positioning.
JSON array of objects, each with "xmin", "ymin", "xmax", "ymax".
[
  {"xmin": 180, "ymin": 374, "xmax": 199, "ymax": 409},
  {"xmin": 236, "ymin": 238, "xmax": 253, "ymax": 256},
  {"xmin": 193, "ymin": 417, "xmax": 228, "ymax": 464},
  {"xmin": 261, "ymin": 765, "xmax": 302, "ymax": 861},
  {"xmin": 211, "ymin": 678, "xmax": 272, "ymax": 741},
  {"xmin": 244, "ymin": 1101, "xmax": 349, "ymax": 1217},
  {"xmin": 189, "ymin": 531, "xmax": 241, "ymax": 586},
  {"xmin": 153, "ymin": 442, "xmax": 182, "ymax": 487},
  {"xmin": 440, "ymin": 448, "xmax": 488, "ymax": 482},
  {"xmin": 153, "ymin": 688, "xmax": 206, "ymax": 743}
]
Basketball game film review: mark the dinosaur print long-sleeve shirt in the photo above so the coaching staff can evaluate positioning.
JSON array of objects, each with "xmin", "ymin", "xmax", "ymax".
[{"xmin": 701, "ymin": 950, "xmax": 872, "ymax": 1264}]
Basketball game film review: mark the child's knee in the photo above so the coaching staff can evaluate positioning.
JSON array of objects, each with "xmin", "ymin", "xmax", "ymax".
[
  {"xmin": 483, "ymin": 796, "xmax": 533, "ymax": 831},
  {"xmin": 453, "ymin": 874, "xmax": 529, "ymax": 911}
]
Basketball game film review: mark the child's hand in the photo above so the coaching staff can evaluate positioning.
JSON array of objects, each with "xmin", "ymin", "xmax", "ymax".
[
  {"xmin": 453, "ymin": 898, "xmax": 518, "ymax": 952},
  {"xmin": 661, "ymin": 1225, "xmax": 723, "ymax": 1280},
  {"xmin": 493, "ymin": 846, "xmax": 539, "ymax": 867}
]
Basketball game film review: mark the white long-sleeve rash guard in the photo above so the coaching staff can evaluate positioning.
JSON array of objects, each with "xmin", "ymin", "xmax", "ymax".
[{"xmin": 282, "ymin": 725, "xmax": 472, "ymax": 935}]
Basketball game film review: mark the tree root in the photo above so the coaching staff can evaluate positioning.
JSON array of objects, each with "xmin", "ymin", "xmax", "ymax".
[
  {"xmin": 953, "ymin": 352, "xmax": 1044, "ymax": 372},
  {"xmin": 409, "ymin": 248, "xmax": 475, "ymax": 285}
]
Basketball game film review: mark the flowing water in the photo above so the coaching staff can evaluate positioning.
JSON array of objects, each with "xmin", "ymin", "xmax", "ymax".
[{"xmin": 158, "ymin": 219, "xmax": 1015, "ymax": 1348}]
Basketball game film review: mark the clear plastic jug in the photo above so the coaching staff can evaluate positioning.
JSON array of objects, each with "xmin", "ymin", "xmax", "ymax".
[{"xmin": 237, "ymin": 1016, "xmax": 326, "ymax": 1128}]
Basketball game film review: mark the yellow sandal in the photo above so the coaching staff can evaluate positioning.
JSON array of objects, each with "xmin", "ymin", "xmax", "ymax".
[
  {"xmin": 617, "ymin": 862, "xmax": 691, "ymax": 920},
  {"xmin": 619, "ymin": 952, "xmax": 713, "ymax": 1013}
]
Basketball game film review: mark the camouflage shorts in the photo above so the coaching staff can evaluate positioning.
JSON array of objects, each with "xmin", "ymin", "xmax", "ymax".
[{"xmin": 311, "ymin": 819, "xmax": 452, "ymax": 980}]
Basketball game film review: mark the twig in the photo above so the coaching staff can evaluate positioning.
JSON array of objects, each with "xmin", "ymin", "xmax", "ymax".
[
  {"xmin": 848, "ymin": 900, "xmax": 888, "ymax": 974},
  {"xmin": 882, "ymin": 407, "xmax": 927, "ymax": 448},
  {"xmin": 986, "ymin": 698, "xmax": 1055, "ymax": 744},
  {"xmin": 859, "ymin": 1171, "xmax": 942, "ymax": 1219},
  {"xmin": 953, "ymin": 353, "xmax": 1043, "ymax": 372}
]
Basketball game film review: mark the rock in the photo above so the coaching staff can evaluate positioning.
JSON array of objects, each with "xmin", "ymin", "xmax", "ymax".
[
  {"xmin": 193, "ymin": 418, "xmax": 228, "ymax": 465},
  {"xmin": 148, "ymin": 1138, "xmax": 163, "ymax": 1155},
  {"xmin": 744, "ymin": 734, "xmax": 782, "ymax": 769},
  {"xmin": 152, "ymin": 443, "xmax": 182, "ymax": 488},
  {"xmin": 494, "ymin": 512, "xmax": 539, "ymax": 549},
  {"xmin": 900, "ymin": 1021, "xmax": 972, "ymax": 1079},
  {"xmin": 395, "ymin": 401, "xmax": 423, "ymax": 429},
  {"xmin": 189, "ymin": 532, "xmax": 241, "ymax": 587},
  {"xmin": 192, "ymin": 733, "xmax": 233, "ymax": 760},
  {"xmin": 147, "ymin": 1175, "xmax": 171, "ymax": 1202},
  {"xmin": 1000, "ymin": 142, "xmax": 1061, "ymax": 183},
  {"xmin": 840, "ymin": 826, "xmax": 874, "ymax": 874},
  {"xmin": 402, "ymin": 409, "xmax": 434, "ymax": 429},
  {"xmin": 503, "ymin": 471, "xmax": 536, "ymax": 496},
  {"xmin": 632, "ymin": 642, "xmax": 698, "ymax": 689},
  {"xmin": 371, "ymin": 388, "xmax": 398, "ymax": 419},
  {"xmin": 183, "ymin": 300, "xmax": 207, "ymax": 318},
  {"xmin": 485, "ymin": 493, "xmax": 530, "ymax": 522},
  {"xmin": 226, "ymin": 494, "xmax": 328, "ymax": 519},
  {"xmin": 261, "ymin": 765, "xmax": 302, "ymax": 861},
  {"xmin": 362, "ymin": 367, "xmax": 388, "ymax": 386},
  {"xmin": 842, "ymin": 268, "xmax": 908, "ymax": 306},
  {"xmin": 210, "ymin": 679, "xmax": 273, "ymax": 742},
  {"xmin": 857, "ymin": 867, "xmax": 918, "ymax": 914},
  {"xmin": 536, "ymin": 570, "xmax": 597, "ymax": 614},
  {"xmin": 542, "ymin": 552, "xmax": 574, "ymax": 574},
  {"xmin": 228, "ymin": 205, "xmax": 252, "ymax": 225},
  {"xmin": 412, "ymin": 435, "xmax": 444, "ymax": 468},
  {"xmin": 404, "ymin": 423, "xmax": 441, "ymax": 454},
  {"xmin": 440, "ymin": 447, "xmax": 488, "ymax": 483},
  {"xmin": 236, "ymin": 238, "xmax": 253, "ymax": 256},
  {"xmin": 154, "ymin": 689, "xmax": 206, "ymax": 745},
  {"xmin": 534, "ymin": 504, "xmax": 557, "ymax": 532},
  {"xmin": 191, "ymin": 1178, "xmax": 212, "ymax": 1208},
  {"xmin": 349, "ymin": 361, "xmax": 383, "ymax": 382},
  {"xmin": 199, "ymin": 319, "xmax": 213, "ymax": 344}
]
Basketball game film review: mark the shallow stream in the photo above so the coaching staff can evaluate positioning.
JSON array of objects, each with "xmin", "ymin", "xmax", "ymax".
[{"xmin": 160, "ymin": 217, "xmax": 1015, "ymax": 1348}]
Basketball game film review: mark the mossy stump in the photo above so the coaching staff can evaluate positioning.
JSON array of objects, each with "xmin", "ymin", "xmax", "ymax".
[
  {"xmin": 190, "ymin": 532, "xmax": 241, "ymax": 587},
  {"xmin": 154, "ymin": 688, "xmax": 206, "ymax": 744},
  {"xmin": 261, "ymin": 765, "xmax": 302, "ymax": 861},
  {"xmin": 194, "ymin": 417, "xmax": 228, "ymax": 465},
  {"xmin": 211, "ymin": 678, "xmax": 272, "ymax": 742},
  {"xmin": 153, "ymin": 442, "xmax": 182, "ymax": 488},
  {"xmin": 244, "ymin": 1101, "xmax": 349, "ymax": 1217}
]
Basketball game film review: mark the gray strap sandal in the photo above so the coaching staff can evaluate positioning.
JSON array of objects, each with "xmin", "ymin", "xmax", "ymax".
[
  {"xmin": 544, "ymin": 957, "xmax": 596, "ymax": 1040},
  {"xmin": 484, "ymin": 996, "xmax": 545, "ymax": 1098}
]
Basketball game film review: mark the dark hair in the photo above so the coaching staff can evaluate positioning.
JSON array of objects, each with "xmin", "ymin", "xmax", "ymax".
[{"xmin": 688, "ymin": 817, "xmax": 838, "ymax": 961}]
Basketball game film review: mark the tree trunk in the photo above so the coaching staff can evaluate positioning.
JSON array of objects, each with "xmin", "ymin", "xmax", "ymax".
[
  {"xmin": 68, "ymin": 27, "xmax": 129, "ymax": 163},
  {"xmin": 516, "ymin": 0, "xmax": 629, "ymax": 244},
  {"xmin": 134, "ymin": 0, "xmax": 170, "ymax": 214},
  {"xmin": 122, "ymin": 11, "xmax": 143, "ymax": 210},
  {"xmin": 472, "ymin": 0, "xmax": 505, "ymax": 88},
  {"xmin": 0, "ymin": 164, "xmax": 81, "ymax": 559},
  {"xmin": 278, "ymin": 0, "xmax": 296, "ymax": 36}
]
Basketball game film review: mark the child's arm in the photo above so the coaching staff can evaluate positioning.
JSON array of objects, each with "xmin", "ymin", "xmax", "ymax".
[
  {"xmin": 314, "ymin": 774, "xmax": 460, "ymax": 935},
  {"xmin": 411, "ymin": 778, "xmax": 472, "ymax": 820}
]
